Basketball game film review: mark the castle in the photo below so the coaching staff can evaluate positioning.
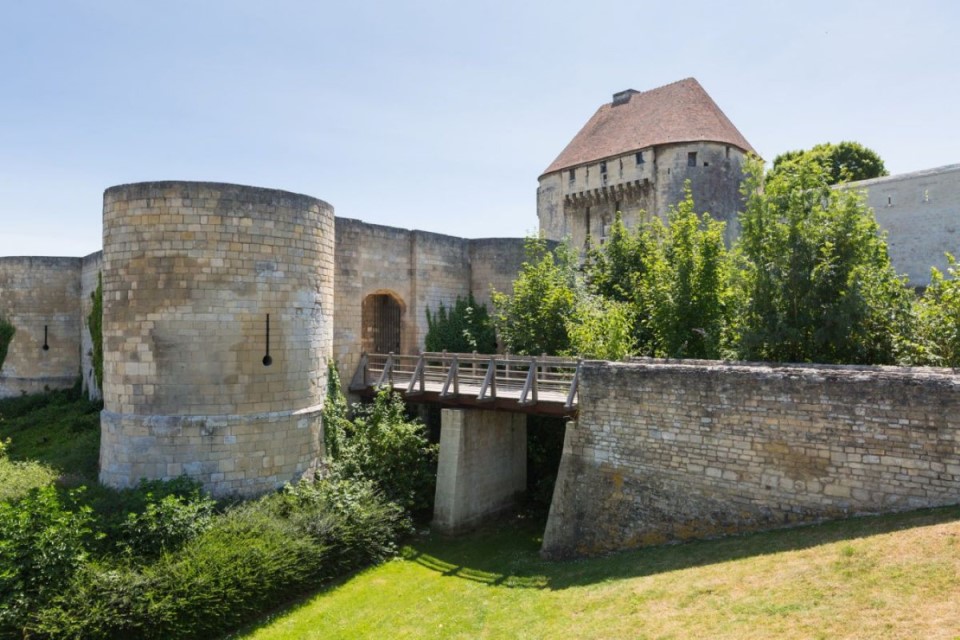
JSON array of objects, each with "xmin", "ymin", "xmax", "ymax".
[
  {"xmin": 1, "ymin": 80, "xmax": 959, "ymax": 551},
  {"xmin": 537, "ymin": 78, "xmax": 754, "ymax": 248}
]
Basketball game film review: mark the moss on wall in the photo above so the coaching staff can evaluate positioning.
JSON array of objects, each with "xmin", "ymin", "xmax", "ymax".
[
  {"xmin": 0, "ymin": 316, "xmax": 14, "ymax": 371},
  {"xmin": 87, "ymin": 273, "xmax": 102, "ymax": 389}
]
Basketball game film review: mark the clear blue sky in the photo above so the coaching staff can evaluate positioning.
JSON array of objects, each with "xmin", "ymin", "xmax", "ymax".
[{"xmin": 1, "ymin": 0, "xmax": 957, "ymax": 257}]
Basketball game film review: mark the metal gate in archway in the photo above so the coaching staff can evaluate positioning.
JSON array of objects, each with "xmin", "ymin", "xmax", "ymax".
[{"xmin": 362, "ymin": 293, "xmax": 402, "ymax": 354}]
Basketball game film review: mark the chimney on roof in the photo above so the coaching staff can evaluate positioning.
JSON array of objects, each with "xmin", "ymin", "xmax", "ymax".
[{"xmin": 612, "ymin": 89, "xmax": 639, "ymax": 106}]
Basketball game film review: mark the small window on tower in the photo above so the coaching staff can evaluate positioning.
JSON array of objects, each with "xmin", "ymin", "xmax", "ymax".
[
  {"xmin": 688, "ymin": 152, "xmax": 697, "ymax": 167},
  {"xmin": 568, "ymin": 168, "xmax": 575, "ymax": 183},
  {"xmin": 636, "ymin": 151, "xmax": 645, "ymax": 165}
]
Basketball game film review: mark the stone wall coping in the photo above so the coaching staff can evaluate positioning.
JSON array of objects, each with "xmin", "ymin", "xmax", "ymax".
[
  {"xmin": 842, "ymin": 163, "xmax": 960, "ymax": 189},
  {"xmin": 336, "ymin": 216, "xmax": 529, "ymax": 245},
  {"xmin": 592, "ymin": 357, "xmax": 960, "ymax": 384},
  {"xmin": 0, "ymin": 256, "xmax": 82, "ymax": 266},
  {"xmin": 104, "ymin": 181, "xmax": 332, "ymax": 211}
]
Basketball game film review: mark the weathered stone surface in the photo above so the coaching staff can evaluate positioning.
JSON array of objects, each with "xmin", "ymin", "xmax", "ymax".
[
  {"xmin": 433, "ymin": 408, "xmax": 526, "ymax": 534},
  {"xmin": 542, "ymin": 359, "xmax": 960, "ymax": 558},
  {"xmin": 538, "ymin": 142, "xmax": 747, "ymax": 248},
  {"xmin": 333, "ymin": 218, "xmax": 526, "ymax": 378},
  {"xmin": 843, "ymin": 164, "xmax": 960, "ymax": 287},
  {"xmin": 0, "ymin": 256, "xmax": 83, "ymax": 397},
  {"xmin": 98, "ymin": 181, "xmax": 334, "ymax": 496}
]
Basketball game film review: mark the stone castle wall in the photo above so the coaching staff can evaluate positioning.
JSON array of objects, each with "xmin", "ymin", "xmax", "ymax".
[
  {"xmin": 846, "ymin": 164, "xmax": 960, "ymax": 287},
  {"xmin": 542, "ymin": 359, "xmax": 960, "ymax": 558},
  {"xmin": 98, "ymin": 182, "xmax": 334, "ymax": 496},
  {"xmin": 537, "ymin": 141, "xmax": 747, "ymax": 248},
  {"xmin": 333, "ymin": 218, "xmax": 526, "ymax": 377},
  {"xmin": 0, "ymin": 256, "xmax": 83, "ymax": 397}
]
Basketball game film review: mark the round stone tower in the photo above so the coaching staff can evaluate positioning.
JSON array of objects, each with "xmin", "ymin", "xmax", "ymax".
[{"xmin": 98, "ymin": 182, "xmax": 334, "ymax": 496}]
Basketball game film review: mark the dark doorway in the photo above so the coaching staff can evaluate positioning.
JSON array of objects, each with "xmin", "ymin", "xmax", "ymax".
[{"xmin": 362, "ymin": 293, "xmax": 403, "ymax": 354}]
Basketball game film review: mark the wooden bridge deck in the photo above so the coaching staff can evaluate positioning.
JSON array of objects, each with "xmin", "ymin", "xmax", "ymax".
[{"xmin": 350, "ymin": 352, "xmax": 580, "ymax": 417}]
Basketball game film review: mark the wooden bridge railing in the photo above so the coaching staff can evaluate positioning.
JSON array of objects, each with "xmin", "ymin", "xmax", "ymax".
[{"xmin": 350, "ymin": 351, "xmax": 581, "ymax": 411}]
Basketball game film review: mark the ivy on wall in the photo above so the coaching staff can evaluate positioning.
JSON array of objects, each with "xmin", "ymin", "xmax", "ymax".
[
  {"xmin": 0, "ymin": 316, "xmax": 14, "ymax": 371},
  {"xmin": 88, "ymin": 273, "xmax": 103, "ymax": 389}
]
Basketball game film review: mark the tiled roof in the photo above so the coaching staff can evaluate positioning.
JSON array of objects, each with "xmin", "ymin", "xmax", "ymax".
[{"xmin": 542, "ymin": 78, "xmax": 756, "ymax": 176}]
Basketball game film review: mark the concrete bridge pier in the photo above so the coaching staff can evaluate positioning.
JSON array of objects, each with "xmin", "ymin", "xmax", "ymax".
[{"xmin": 432, "ymin": 408, "xmax": 526, "ymax": 534}]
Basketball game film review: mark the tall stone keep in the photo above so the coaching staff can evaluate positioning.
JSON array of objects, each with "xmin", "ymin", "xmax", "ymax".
[
  {"xmin": 99, "ymin": 182, "xmax": 334, "ymax": 496},
  {"xmin": 538, "ymin": 78, "xmax": 756, "ymax": 247}
]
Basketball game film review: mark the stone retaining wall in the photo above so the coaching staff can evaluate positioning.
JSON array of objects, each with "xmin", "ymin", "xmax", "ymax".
[{"xmin": 542, "ymin": 359, "xmax": 960, "ymax": 558}]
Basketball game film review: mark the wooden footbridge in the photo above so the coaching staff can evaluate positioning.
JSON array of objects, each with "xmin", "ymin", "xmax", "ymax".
[{"xmin": 350, "ymin": 352, "xmax": 581, "ymax": 417}]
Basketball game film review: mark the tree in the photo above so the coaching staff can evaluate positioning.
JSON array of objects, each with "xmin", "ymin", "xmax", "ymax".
[
  {"xmin": 644, "ymin": 184, "xmax": 733, "ymax": 359},
  {"xmin": 582, "ymin": 188, "xmax": 734, "ymax": 360},
  {"xmin": 770, "ymin": 141, "xmax": 887, "ymax": 185},
  {"xmin": 583, "ymin": 213, "xmax": 657, "ymax": 352},
  {"xmin": 492, "ymin": 238, "xmax": 578, "ymax": 356},
  {"xmin": 323, "ymin": 364, "xmax": 437, "ymax": 515},
  {"xmin": 912, "ymin": 255, "xmax": 960, "ymax": 367},
  {"xmin": 735, "ymin": 155, "xmax": 913, "ymax": 364},
  {"xmin": 565, "ymin": 294, "xmax": 637, "ymax": 360},
  {"xmin": 424, "ymin": 294, "xmax": 496, "ymax": 354}
]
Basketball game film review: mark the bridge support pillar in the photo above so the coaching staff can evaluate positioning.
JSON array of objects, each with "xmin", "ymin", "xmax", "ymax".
[{"xmin": 433, "ymin": 409, "xmax": 526, "ymax": 534}]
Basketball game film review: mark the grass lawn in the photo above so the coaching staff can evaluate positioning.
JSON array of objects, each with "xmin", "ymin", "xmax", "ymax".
[
  {"xmin": 237, "ymin": 508, "xmax": 960, "ymax": 640},
  {"xmin": 0, "ymin": 386, "xmax": 101, "ymax": 484}
]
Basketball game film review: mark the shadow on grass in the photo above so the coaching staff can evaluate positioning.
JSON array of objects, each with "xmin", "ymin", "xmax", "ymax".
[
  {"xmin": 404, "ymin": 505, "xmax": 960, "ymax": 591},
  {"xmin": 0, "ymin": 387, "xmax": 102, "ymax": 484}
]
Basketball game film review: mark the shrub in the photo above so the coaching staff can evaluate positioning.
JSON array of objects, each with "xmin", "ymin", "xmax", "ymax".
[
  {"xmin": 328, "ymin": 386, "xmax": 438, "ymax": 515},
  {"xmin": 84, "ymin": 477, "xmax": 215, "ymax": 560},
  {"xmin": 0, "ymin": 486, "xmax": 93, "ymax": 634},
  {"xmin": 29, "ymin": 476, "xmax": 408, "ymax": 640},
  {"xmin": 425, "ymin": 293, "xmax": 496, "ymax": 353},
  {"xmin": 912, "ymin": 254, "xmax": 960, "ymax": 366},
  {"xmin": 117, "ymin": 489, "xmax": 216, "ymax": 561},
  {"xmin": 0, "ymin": 438, "xmax": 58, "ymax": 502}
]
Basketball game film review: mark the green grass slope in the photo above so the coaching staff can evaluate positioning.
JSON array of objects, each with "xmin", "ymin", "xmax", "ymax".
[{"xmin": 237, "ymin": 509, "xmax": 960, "ymax": 640}]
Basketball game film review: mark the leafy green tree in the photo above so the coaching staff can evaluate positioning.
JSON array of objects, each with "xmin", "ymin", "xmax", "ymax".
[
  {"xmin": 565, "ymin": 294, "xmax": 637, "ymax": 360},
  {"xmin": 912, "ymin": 255, "xmax": 960, "ymax": 366},
  {"xmin": 424, "ymin": 293, "xmax": 496, "ymax": 353},
  {"xmin": 736, "ymin": 155, "xmax": 912, "ymax": 364},
  {"xmin": 644, "ymin": 185, "xmax": 733, "ymax": 359},
  {"xmin": 770, "ymin": 141, "xmax": 887, "ymax": 185},
  {"xmin": 583, "ymin": 213, "xmax": 658, "ymax": 352},
  {"xmin": 323, "ymin": 368, "xmax": 437, "ymax": 515},
  {"xmin": 492, "ymin": 238, "xmax": 578, "ymax": 356}
]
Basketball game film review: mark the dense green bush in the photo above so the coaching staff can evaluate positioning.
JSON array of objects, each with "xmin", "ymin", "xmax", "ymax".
[
  {"xmin": 911, "ymin": 254, "xmax": 960, "ymax": 366},
  {"xmin": 0, "ymin": 438, "xmax": 58, "ymax": 502},
  {"xmin": 28, "ymin": 477, "xmax": 407, "ymax": 640},
  {"xmin": 0, "ymin": 486, "xmax": 93, "ymax": 635},
  {"xmin": 325, "ymin": 368, "xmax": 437, "ymax": 515},
  {"xmin": 493, "ymin": 238, "xmax": 578, "ymax": 356},
  {"xmin": 425, "ymin": 293, "xmax": 497, "ymax": 353},
  {"xmin": 116, "ymin": 484, "xmax": 216, "ymax": 561}
]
